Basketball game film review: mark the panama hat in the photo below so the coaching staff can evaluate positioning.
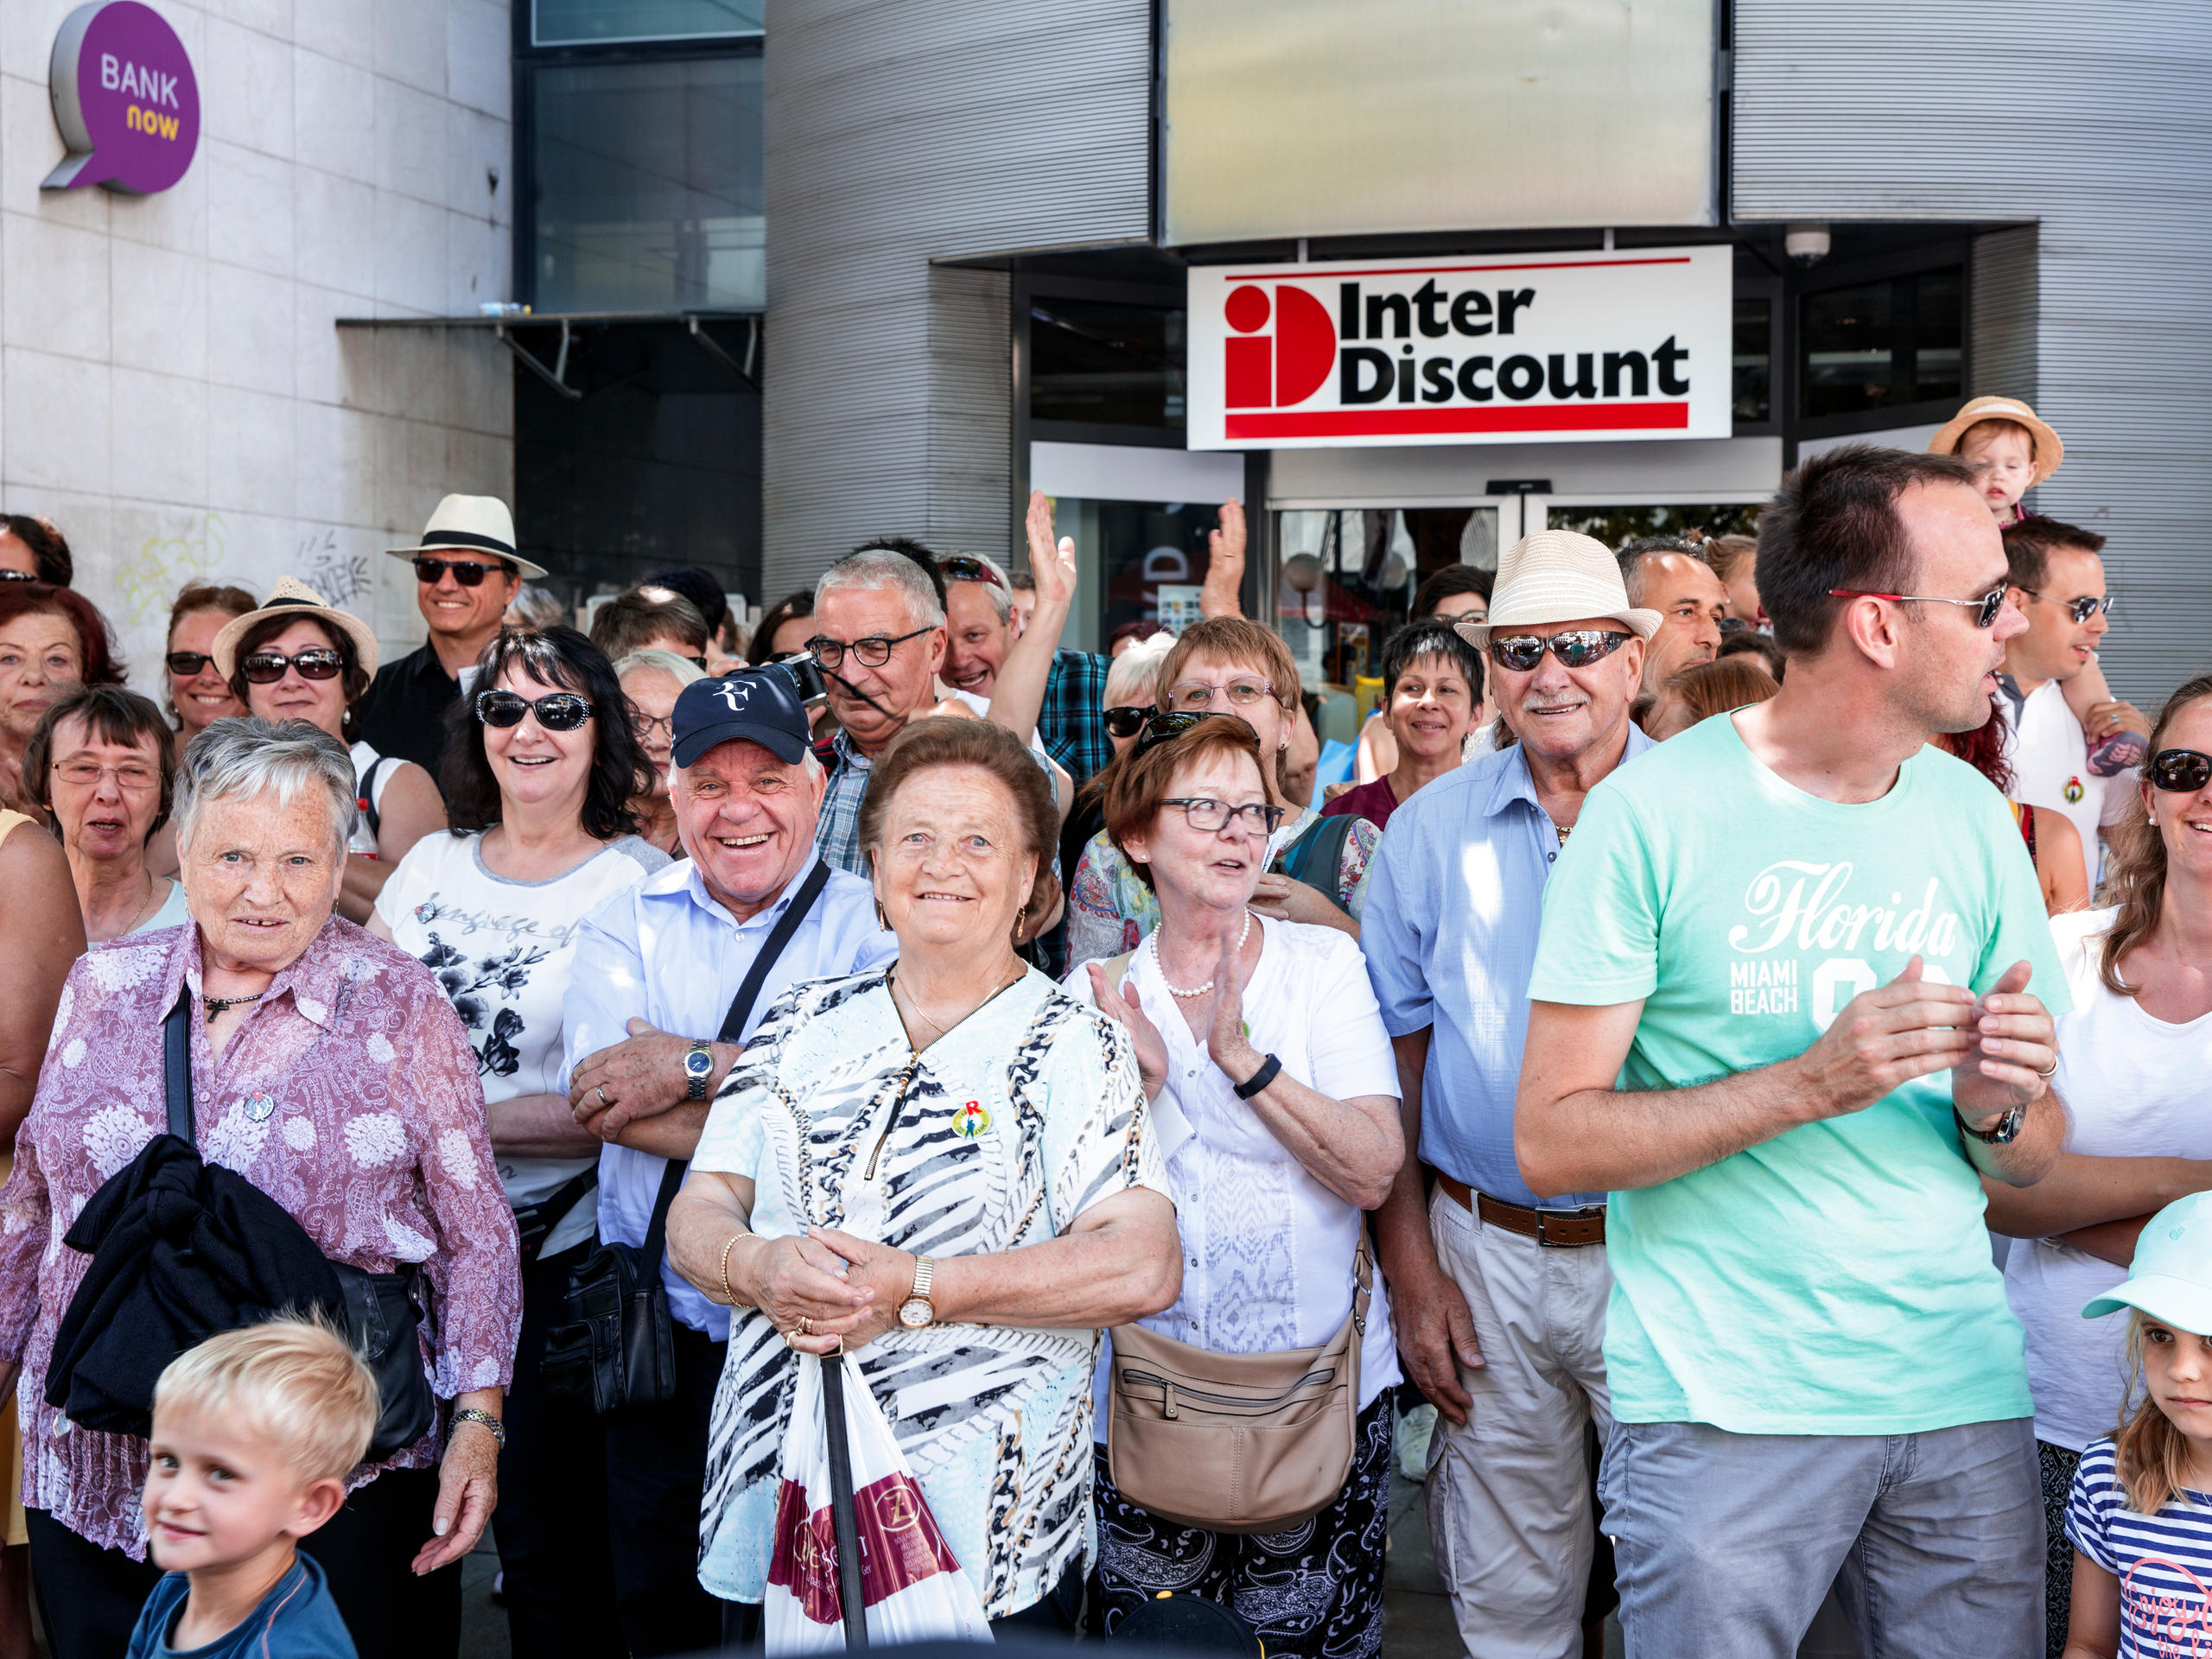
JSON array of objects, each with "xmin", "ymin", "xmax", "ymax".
[
  {"xmin": 1453, "ymin": 530, "xmax": 1662, "ymax": 647},
  {"xmin": 1928, "ymin": 397, "xmax": 2063, "ymax": 487},
  {"xmin": 385, "ymin": 493, "xmax": 545, "ymax": 579},
  {"xmin": 212, "ymin": 576, "xmax": 381, "ymax": 681}
]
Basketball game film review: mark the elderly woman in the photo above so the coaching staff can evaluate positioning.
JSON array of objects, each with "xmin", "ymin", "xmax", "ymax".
[
  {"xmin": 25, "ymin": 687, "xmax": 189, "ymax": 941},
  {"xmin": 162, "ymin": 582, "xmax": 256, "ymax": 761},
  {"xmin": 0, "ymin": 583, "xmax": 123, "ymax": 816},
  {"xmin": 372, "ymin": 627, "xmax": 664, "ymax": 1659},
  {"xmin": 214, "ymin": 578, "xmax": 443, "ymax": 924},
  {"xmin": 1065, "ymin": 715, "xmax": 1402, "ymax": 1655},
  {"xmin": 0, "ymin": 718, "xmax": 519, "ymax": 1659},
  {"xmin": 666, "ymin": 716, "xmax": 1180, "ymax": 1635},
  {"xmin": 613, "ymin": 646, "xmax": 705, "ymax": 855},
  {"xmin": 1067, "ymin": 617, "xmax": 1380, "ymax": 967}
]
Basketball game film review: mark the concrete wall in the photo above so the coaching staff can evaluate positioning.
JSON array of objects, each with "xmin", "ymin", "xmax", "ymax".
[{"xmin": 0, "ymin": 0, "xmax": 514, "ymax": 689}]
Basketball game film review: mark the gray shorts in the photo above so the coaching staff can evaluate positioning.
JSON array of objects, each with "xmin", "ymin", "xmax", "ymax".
[{"xmin": 1599, "ymin": 1416, "xmax": 2043, "ymax": 1659}]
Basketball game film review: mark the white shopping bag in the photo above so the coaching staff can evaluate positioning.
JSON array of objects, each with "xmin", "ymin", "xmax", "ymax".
[{"xmin": 763, "ymin": 1353, "xmax": 994, "ymax": 1653}]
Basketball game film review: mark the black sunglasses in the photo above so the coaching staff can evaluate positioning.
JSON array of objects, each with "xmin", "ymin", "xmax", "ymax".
[
  {"xmin": 1133, "ymin": 710, "xmax": 1246, "ymax": 754},
  {"xmin": 475, "ymin": 690, "xmax": 594, "ymax": 731},
  {"xmin": 166, "ymin": 651, "xmax": 217, "ymax": 676},
  {"xmin": 1103, "ymin": 704, "xmax": 1153, "ymax": 739},
  {"xmin": 2151, "ymin": 748, "xmax": 2212, "ymax": 794},
  {"xmin": 2023, "ymin": 588, "xmax": 2114, "ymax": 626},
  {"xmin": 1487, "ymin": 630, "xmax": 1633, "ymax": 673},
  {"xmin": 938, "ymin": 555, "xmax": 1004, "ymax": 589},
  {"xmin": 413, "ymin": 556, "xmax": 512, "ymax": 588},
  {"xmin": 0, "ymin": 569, "xmax": 35, "ymax": 583},
  {"xmin": 239, "ymin": 648, "xmax": 344, "ymax": 684},
  {"xmin": 805, "ymin": 626, "xmax": 933, "ymax": 671}
]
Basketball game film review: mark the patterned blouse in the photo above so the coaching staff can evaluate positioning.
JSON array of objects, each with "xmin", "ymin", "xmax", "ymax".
[
  {"xmin": 692, "ymin": 967, "xmax": 1166, "ymax": 1619},
  {"xmin": 0, "ymin": 917, "xmax": 522, "ymax": 1557}
]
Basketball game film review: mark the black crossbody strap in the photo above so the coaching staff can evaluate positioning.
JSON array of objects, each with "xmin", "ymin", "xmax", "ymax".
[{"xmin": 163, "ymin": 987, "xmax": 194, "ymax": 1144}]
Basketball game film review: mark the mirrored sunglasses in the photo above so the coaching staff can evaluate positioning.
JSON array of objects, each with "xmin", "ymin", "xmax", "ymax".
[
  {"xmin": 938, "ymin": 555, "xmax": 1004, "ymax": 589},
  {"xmin": 1103, "ymin": 704, "xmax": 1153, "ymax": 739},
  {"xmin": 239, "ymin": 648, "xmax": 345, "ymax": 684},
  {"xmin": 2151, "ymin": 748, "xmax": 2212, "ymax": 794},
  {"xmin": 1487, "ymin": 630, "xmax": 1633, "ymax": 673},
  {"xmin": 476, "ymin": 690, "xmax": 594, "ymax": 731}
]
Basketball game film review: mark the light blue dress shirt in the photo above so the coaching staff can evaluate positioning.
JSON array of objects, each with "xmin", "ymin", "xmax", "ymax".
[
  {"xmin": 559, "ymin": 853, "xmax": 898, "ymax": 1337},
  {"xmin": 1359, "ymin": 726, "xmax": 1653, "ymax": 1210}
]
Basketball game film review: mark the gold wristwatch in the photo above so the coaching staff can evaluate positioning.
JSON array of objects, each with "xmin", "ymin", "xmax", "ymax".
[{"xmin": 897, "ymin": 1255, "xmax": 935, "ymax": 1328}]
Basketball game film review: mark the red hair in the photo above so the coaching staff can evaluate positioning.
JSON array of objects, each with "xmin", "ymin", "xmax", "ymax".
[
  {"xmin": 1941, "ymin": 696, "xmax": 2014, "ymax": 796},
  {"xmin": 0, "ymin": 582, "xmax": 124, "ymax": 686}
]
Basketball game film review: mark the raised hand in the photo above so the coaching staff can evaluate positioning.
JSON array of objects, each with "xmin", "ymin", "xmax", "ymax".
[
  {"xmin": 1201, "ymin": 499, "xmax": 1248, "ymax": 620},
  {"xmin": 1205, "ymin": 928, "xmax": 1261, "ymax": 1083},
  {"xmin": 1955, "ymin": 958, "xmax": 2056, "ymax": 1126},
  {"xmin": 1086, "ymin": 961, "xmax": 1168, "ymax": 1099}
]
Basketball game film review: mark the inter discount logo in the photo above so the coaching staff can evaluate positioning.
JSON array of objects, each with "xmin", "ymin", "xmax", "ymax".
[
  {"xmin": 43, "ymin": 1, "xmax": 200, "ymax": 195},
  {"xmin": 1188, "ymin": 248, "xmax": 1732, "ymax": 451}
]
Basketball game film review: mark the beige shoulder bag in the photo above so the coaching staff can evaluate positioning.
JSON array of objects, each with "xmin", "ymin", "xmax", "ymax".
[{"xmin": 1096, "ymin": 950, "xmax": 1371, "ymax": 1535}]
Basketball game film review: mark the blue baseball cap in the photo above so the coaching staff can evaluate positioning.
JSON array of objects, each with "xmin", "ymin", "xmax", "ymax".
[
  {"xmin": 671, "ymin": 669, "xmax": 811, "ymax": 767},
  {"xmin": 2083, "ymin": 1191, "xmax": 2212, "ymax": 1332}
]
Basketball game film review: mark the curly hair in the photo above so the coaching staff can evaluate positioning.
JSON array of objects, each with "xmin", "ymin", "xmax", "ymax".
[{"xmin": 439, "ymin": 627, "xmax": 648, "ymax": 842}]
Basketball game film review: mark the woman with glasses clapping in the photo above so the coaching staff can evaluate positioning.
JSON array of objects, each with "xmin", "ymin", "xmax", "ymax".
[{"xmin": 215, "ymin": 577, "xmax": 445, "ymax": 921}]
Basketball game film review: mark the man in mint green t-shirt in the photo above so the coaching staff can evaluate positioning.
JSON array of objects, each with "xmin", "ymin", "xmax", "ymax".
[{"xmin": 1519, "ymin": 445, "xmax": 2067, "ymax": 1659}]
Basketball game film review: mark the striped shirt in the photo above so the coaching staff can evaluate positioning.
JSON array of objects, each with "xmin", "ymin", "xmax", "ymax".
[{"xmin": 2068, "ymin": 1436, "xmax": 2212, "ymax": 1656}]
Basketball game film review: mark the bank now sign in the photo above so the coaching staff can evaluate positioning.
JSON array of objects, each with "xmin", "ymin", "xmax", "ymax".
[{"xmin": 1187, "ymin": 248, "xmax": 1731, "ymax": 450}]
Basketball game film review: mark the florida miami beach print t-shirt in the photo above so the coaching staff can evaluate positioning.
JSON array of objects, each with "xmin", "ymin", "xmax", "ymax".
[{"xmin": 1527, "ymin": 712, "xmax": 2068, "ymax": 1436}]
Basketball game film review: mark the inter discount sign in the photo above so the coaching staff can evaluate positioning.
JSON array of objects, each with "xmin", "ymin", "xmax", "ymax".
[
  {"xmin": 1186, "ymin": 247, "xmax": 1732, "ymax": 450},
  {"xmin": 42, "ymin": 1, "xmax": 200, "ymax": 194}
]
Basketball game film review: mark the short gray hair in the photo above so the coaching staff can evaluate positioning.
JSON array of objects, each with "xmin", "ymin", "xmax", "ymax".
[
  {"xmin": 943, "ymin": 551, "xmax": 1013, "ymax": 624},
  {"xmin": 613, "ymin": 647, "xmax": 707, "ymax": 688},
  {"xmin": 175, "ymin": 717, "xmax": 358, "ymax": 855},
  {"xmin": 815, "ymin": 549, "xmax": 945, "ymax": 631},
  {"xmin": 1104, "ymin": 632, "xmax": 1173, "ymax": 707}
]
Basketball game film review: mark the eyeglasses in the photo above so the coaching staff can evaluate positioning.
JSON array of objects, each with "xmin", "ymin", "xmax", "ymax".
[
  {"xmin": 938, "ymin": 556, "xmax": 1004, "ymax": 589},
  {"xmin": 1827, "ymin": 586, "xmax": 2009, "ymax": 628},
  {"xmin": 239, "ymin": 648, "xmax": 344, "ymax": 684},
  {"xmin": 2151, "ymin": 748, "xmax": 2212, "ymax": 794},
  {"xmin": 1166, "ymin": 676, "xmax": 1275, "ymax": 711},
  {"xmin": 1161, "ymin": 797, "xmax": 1287, "ymax": 836},
  {"xmin": 476, "ymin": 690, "xmax": 594, "ymax": 731},
  {"xmin": 1102, "ymin": 704, "xmax": 1153, "ymax": 739},
  {"xmin": 805, "ymin": 626, "xmax": 933, "ymax": 671},
  {"xmin": 165, "ymin": 651, "xmax": 217, "ymax": 677},
  {"xmin": 53, "ymin": 760, "xmax": 159, "ymax": 792},
  {"xmin": 2021, "ymin": 588, "xmax": 2114, "ymax": 625},
  {"xmin": 1486, "ymin": 631, "xmax": 1633, "ymax": 672},
  {"xmin": 630, "ymin": 709, "xmax": 674, "ymax": 740},
  {"xmin": 1134, "ymin": 710, "xmax": 1238, "ymax": 754},
  {"xmin": 413, "ymin": 557, "xmax": 513, "ymax": 588}
]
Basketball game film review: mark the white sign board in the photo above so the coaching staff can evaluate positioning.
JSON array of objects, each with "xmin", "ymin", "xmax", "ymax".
[{"xmin": 1187, "ymin": 247, "xmax": 1732, "ymax": 450}]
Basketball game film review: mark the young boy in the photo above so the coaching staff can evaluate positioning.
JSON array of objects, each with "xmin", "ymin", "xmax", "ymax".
[
  {"xmin": 1931, "ymin": 396, "xmax": 2145, "ymax": 776},
  {"xmin": 128, "ymin": 1321, "xmax": 376, "ymax": 1659}
]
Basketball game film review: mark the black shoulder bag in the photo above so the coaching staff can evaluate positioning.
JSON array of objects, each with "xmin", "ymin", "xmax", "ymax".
[{"xmin": 542, "ymin": 860, "xmax": 833, "ymax": 1417}]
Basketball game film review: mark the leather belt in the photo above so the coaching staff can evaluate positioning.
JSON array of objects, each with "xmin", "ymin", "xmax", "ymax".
[{"xmin": 1436, "ymin": 1173, "xmax": 1606, "ymax": 1249}]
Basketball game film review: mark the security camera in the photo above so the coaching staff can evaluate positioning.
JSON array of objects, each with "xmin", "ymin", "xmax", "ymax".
[{"xmin": 1785, "ymin": 224, "xmax": 1831, "ymax": 267}]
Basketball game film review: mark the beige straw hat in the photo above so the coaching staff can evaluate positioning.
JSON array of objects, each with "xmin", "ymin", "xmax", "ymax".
[
  {"xmin": 1927, "ymin": 397, "xmax": 2063, "ymax": 486},
  {"xmin": 385, "ymin": 493, "xmax": 545, "ymax": 579},
  {"xmin": 1452, "ymin": 531, "xmax": 1662, "ymax": 646},
  {"xmin": 213, "ymin": 576, "xmax": 381, "ymax": 681}
]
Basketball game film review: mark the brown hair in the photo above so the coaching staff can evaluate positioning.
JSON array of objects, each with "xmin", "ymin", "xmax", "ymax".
[
  {"xmin": 2115, "ymin": 1310, "xmax": 2199, "ymax": 1515},
  {"xmin": 1957, "ymin": 416, "xmax": 2038, "ymax": 461},
  {"xmin": 591, "ymin": 588, "xmax": 709, "ymax": 658},
  {"xmin": 1099, "ymin": 716, "xmax": 1268, "ymax": 893},
  {"xmin": 1656, "ymin": 658, "xmax": 1779, "ymax": 728},
  {"xmin": 1155, "ymin": 617, "xmax": 1300, "ymax": 712},
  {"xmin": 2002, "ymin": 517, "xmax": 2107, "ymax": 594},
  {"xmin": 24, "ymin": 683, "xmax": 178, "ymax": 836},
  {"xmin": 165, "ymin": 582, "xmax": 257, "ymax": 725},
  {"xmin": 0, "ymin": 582, "xmax": 124, "ymax": 686},
  {"xmin": 1706, "ymin": 533, "xmax": 1757, "ymax": 584},
  {"xmin": 858, "ymin": 716, "xmax": 1058, "ymax": 918},
  {"xmin": 2096, "ymin": 672, "xmax": 2212, "ymax": 997},
  {"xmin": 226, "ymin": 612, "xmax": 372, "ymax": 740}
]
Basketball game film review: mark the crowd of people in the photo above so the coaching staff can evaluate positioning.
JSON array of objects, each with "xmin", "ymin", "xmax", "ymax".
[{"xmin": 0, "ymin": 390, "xmax": 2202, "ymax": 1659}]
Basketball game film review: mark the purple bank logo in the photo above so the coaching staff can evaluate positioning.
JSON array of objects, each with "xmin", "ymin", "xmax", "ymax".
[{"xmin": 41, "ymin": 1, "xmax": 200, "ymax": 194}]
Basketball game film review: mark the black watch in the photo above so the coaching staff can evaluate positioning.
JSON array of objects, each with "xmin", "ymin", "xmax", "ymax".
[
  {"xmin": 1956, "ymin": 1103, "xmax": 2024, "ymax": 1146},
  {"xmin": 683, "ymin": 1041, "xmax": 714, "ymax": 1102}
]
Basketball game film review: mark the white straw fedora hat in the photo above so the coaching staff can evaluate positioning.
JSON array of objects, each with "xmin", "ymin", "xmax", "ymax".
[
  {"xmin": 1927, "ymin": 396, "xmax": 2063, "ymax": 487},
  {"xmin": 212, "ymin": 576, "xmax": 381, "ymax": 681},
  {"xmin": 385, "ymin": 493, "xmax": 546, "ymax": 579},
  {"xmin": 1453, "ymin": 530, "xmax": 1662, "ymax": 647}
]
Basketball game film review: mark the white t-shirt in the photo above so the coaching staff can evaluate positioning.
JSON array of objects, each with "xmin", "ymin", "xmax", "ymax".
[
  {"xmin": 1065, "ymin": 914, "xmax": 1403, "ymax": 1429},
  {"xmin": 1999, "ymin": 677, "xmax": 2134, "ymax": 887},
  {"xmin": 2005, "ymin": 906, "xmax": 2212, "ymax": 1451},
  {"xmin": 376, "ymin": 830, "xmax": 671, "ymax": 1255},
  {"xmin": 348, "ymin": 740, "xmax": 397, "ymax": 857}
]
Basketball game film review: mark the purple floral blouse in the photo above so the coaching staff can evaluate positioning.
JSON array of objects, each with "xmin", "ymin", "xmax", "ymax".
[{"xmin": 0, "ymin": 916, "xmax": 522, "ymax": 1557}]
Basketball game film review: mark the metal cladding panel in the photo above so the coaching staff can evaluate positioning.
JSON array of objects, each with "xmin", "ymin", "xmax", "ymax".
[
  {"xmin": 763, "ymin": 0, "xmax": 1150, "ymax": 596},
  {"xmin": 1734, "ymin": 2, "xmax": 2212, "ymax": 702},
  {"xmin": 1970, "ymin": 227, "xmax": 2037, "ymax": 405}
]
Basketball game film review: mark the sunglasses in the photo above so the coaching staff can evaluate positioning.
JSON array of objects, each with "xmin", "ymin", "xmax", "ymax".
[
  {"xmin": 1133, "ymin": 710, "xmax": 1241, "ymax": 754},
  {"xmin": 805, "ymin": 626, "xmax": 933, "ymax": 671},
  {"xmin": 2022, "ymin": 588, "xmax": 2114, "ymax": 625},
  {"xmin": 0, "ymin": 569, "xmax": 35, "ymax": 583},
  {"xmin": 938, "ymin": 556, "xmax": 1004, "ymax": 589},
  {"xmin": 166, "ymin": 651, "xmax": 218, "ymax": 677},
  {"xmin": 1827, "ymin": 585, "xmax": 2009, "ymax": 628},
  {"xmin": 1487, "ymin": 630, "xmax": 1633, "ymax": 672},
  {"xmin": 413, "ymin": 556, "xmax": 512, "ymax": 588},
  {"xmin": 2151, "ymin": 748, "xmax": 2212, "ymax": 794},
  {"xmin": 239, "ymin": 648, "xmax": 344, "ymax": 684},
  {"xmin": 476, "ymin": 690, "xmax": 594, "ymax": 731},
  {"xmin": 1103, "ymin": 704, "xmax": 1153, "ymax": 739}
]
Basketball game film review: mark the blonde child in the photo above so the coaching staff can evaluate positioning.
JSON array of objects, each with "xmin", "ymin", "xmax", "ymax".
[
  {"xmin": 2061, "ymin": 1192, "xmax": 2212, "ymax": 1658},
  {"xmin": 1930, "ymin": 397, "xmax": 2145, "ymax": 777},
  {"xmin": 127, "ymin": 1321, "xmax": 376, "ymax": 1659}
]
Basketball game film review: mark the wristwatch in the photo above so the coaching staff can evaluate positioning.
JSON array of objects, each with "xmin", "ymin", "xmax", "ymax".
[
  {"xmin": 898, "ymin": 1256, "xmax": 936, "ymax": 1329},
  {"xmin": 1956, "ymin": 1103, "xmax": 2025, "ymax": 1146},
  {"xmin": 683, "ymin": 1040, "xmax": 715, "ymax": 1102}
]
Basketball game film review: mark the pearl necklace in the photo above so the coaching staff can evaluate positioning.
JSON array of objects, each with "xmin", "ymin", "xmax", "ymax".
[{"xmin": 1149, "ymin": 912, "xmax": 1252, "ymax": 998}]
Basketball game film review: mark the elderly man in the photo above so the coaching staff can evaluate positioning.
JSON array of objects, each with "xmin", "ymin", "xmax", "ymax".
[
  {"xmin": 1362, "ymin": 531, "xmax": 1656, "ymax": 1659},
  {"xmin": 1517, "ymin": 446, "xmax": 2066, "ymax": 1658},
  {"xmin": 1618, "ymin": 537, "xmax": 1728, "ymax": 694},
  {"xmin": 560, "ymin": 667, "xmax": 893, "ymax": 1657}
]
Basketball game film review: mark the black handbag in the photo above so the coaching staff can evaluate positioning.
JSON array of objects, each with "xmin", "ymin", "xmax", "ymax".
[{"xmin": 541, "ymin": 860, "xmax": 832, "ymax": 1418}]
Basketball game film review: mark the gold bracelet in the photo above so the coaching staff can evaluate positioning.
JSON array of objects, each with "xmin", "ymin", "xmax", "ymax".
[{"xmin": 719, "ymin": 1230, "xmax": 755, "ymax": 1305}]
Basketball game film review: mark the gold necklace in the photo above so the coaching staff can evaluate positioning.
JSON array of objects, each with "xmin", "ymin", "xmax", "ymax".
[{"xmin": 893, "ymin": 963, "xmax": 1025, "ymax": 1045}]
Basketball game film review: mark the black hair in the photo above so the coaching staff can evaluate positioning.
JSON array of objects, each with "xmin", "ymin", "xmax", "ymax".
[
  {"xmin": 747, "ymin": 590, "xmax": 815, "ymax": 664},
  {"xmin": 226, "ymin": 611, "xmax": 370, "ymax": 741},
  {"xmin": 1, "ymin": 514, "xmax": 72, "ymax": 586},
  {"xmin": 24, "ymin": 683, "xmax": 177, "ymax": 836},
  {"xmin": 1411, "ymin": 564, "xmax": 1491, "ymax": 619},
  {"xmin": 441, "ymin": 626, "xmax": 648, "ymax": 841},
  {"xmin": 640, "ymin": 566, "xmax": 730, "ymax": 639},
  {"xmin": 1756, "ymin": 444, "xmax": 1980, "ymax": 658},
  {"xmin": 851, "ymin": 536, "xmax": 948, "ymax": 611},
  {"xmin": 2001, "ymin": 517, "xmax": 2107, "ymax": 594},
  {"xmin": 1380, "ymin": 620, "xmax": 1485, "ymax": 702},
  {"xmin": 1716, "ymin": 629, "xmax": 1787, "ymax": 682}
]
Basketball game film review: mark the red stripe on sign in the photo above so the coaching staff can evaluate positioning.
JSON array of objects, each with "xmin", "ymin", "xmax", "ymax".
[
  {"xmin": 1217, "ymin": 257, "xmax": 1694, "ymax": 281},
  {"xmin": 1224, "ymin": 403, "xmax": 1692, "ymax": 439}
]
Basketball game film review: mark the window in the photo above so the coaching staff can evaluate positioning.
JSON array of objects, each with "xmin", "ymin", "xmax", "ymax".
[
  {"xmin": 534, "ymin": 0, "xmax": 761, "ymax": 45},
  {"xmin": 1799, "ymin": 268, "xmax": 1963, "ymax": 422},
  {"xmin": 1547, "ymin": 504, "xmax": 1760, "ymax": 543},
  {"xmin": 1029, "ymin": 300, "xmax": 1186, "ymax": 431},
  {"xmin": 1274, "ymin": 509, "xmax": 1495, "ymax": 693},
  {"xmin": 1732, "ymin": 295, "xmax": 1771, "ymax": 425}
]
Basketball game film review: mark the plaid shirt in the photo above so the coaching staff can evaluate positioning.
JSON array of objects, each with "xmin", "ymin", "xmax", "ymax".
[
  {"xmin": 1039, "ymin": 650, "xmax": 1112, "ymax": 784},
  {"xmin": 813, "ymin": 728, "xmax": 874, "ymax": 876}
]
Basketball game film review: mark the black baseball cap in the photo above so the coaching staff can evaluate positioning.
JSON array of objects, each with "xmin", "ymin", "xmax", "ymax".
[{"xmin": 671, "ymin": 669, "xmax": 811, "ymax": 766}]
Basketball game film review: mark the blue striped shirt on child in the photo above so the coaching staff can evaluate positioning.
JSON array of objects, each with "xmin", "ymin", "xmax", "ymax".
[{"xmin": 2067, "ymin": 1436, "xmax": 2212, "ymax": 1657}]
